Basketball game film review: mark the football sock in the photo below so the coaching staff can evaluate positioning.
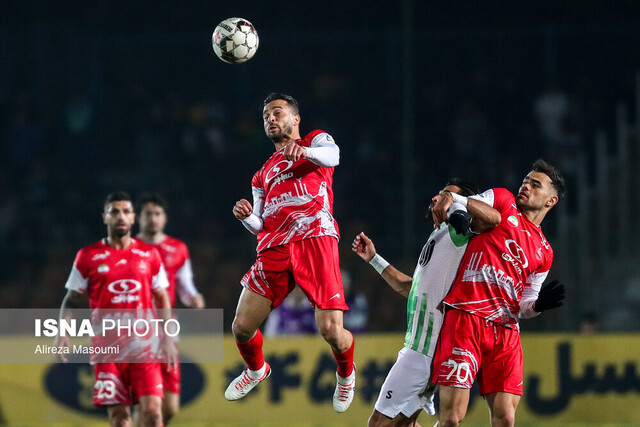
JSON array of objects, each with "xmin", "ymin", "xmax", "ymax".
[
  {"xmin": 332, "ymin": 332, "xmax": 355, "ymax": 378},
  {"xmin": 236, "ymin": 329, "xmax": 266, "ymax": 374}
]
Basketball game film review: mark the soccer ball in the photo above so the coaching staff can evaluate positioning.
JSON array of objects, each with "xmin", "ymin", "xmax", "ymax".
[{"xmin": 212, "ymin": 17, "xmax": 259, "ymax": 64}]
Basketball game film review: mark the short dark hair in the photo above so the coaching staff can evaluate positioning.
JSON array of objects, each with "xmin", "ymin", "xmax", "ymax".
[
  {"xmin": 531, "ymin": 159, "xmax": 565, "ymax": 199},
  {"xmin": 264, "ymin": 92, "xmax": 300, "ymax": 115},
  {"xmin": 104, "ymin": 191, "xmax": 132, "ymax": 209},
  {"xmin": 446, "ymin": 178, "xmax": 480, "ymax": 197},
  {"xmin": 137, "ymin": 193, "xmax": 168, "ymax": 212}
]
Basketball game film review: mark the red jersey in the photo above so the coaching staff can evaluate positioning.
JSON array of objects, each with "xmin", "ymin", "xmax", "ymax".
[
  {"xmin": 65, "ymin": 238, "xmax": 168, "ymax": 309},
  {"xmin": 144, "ymin": 235, "xmax": 197, "ymax": 307},
  {"xmin": 444, "ymin": 188, "xmax": 553, "ymax": 329},
  {"xmin": 251, "ymin": 130, "xmax": 339, "ymax": 252}
]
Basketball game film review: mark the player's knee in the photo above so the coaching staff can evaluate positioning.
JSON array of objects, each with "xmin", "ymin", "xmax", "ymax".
[
  {"xmin": 108, "ymin": 407, "xmax": 131, "ymax": 427},
  {"xmin": 491, "ymin": 411, "xmax": 515, "ymax": 427},
  {"xmin": 231, "ymin": 316, "xmax": 257, "ymax": 342},
  {"xmin": 140, "ymin": 400, "xmax": 162, "ymax": 425},
  {"xmin": 162, "ymin": 400, "xmax": 179, "ymax": 422},
  {"xmin": 317, "ymin": 318, "xmax": 340, "ymax": 342},
  {"xmin": 439, "ymin": 414, "xmax": 464, "ymax": 427}
]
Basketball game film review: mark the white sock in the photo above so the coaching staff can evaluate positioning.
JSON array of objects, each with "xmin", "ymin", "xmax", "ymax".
[{"xmin": 248, "ymin": 363, "xmax": 266, "ymax": 380}]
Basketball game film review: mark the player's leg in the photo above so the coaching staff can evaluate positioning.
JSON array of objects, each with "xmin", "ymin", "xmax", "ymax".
[
  {"xmin": 162, "ymin": 391, "xmax": 180, "ymax": 424},
  {"xmin": 437, "ymin": 385, "xmax": 470, "ymax": 426},
  {"xmin": 369, "ymin": 348, "xmax": 432, "ymax": 427},
  {"xmin": 107, "ymin": 404, "xmax": 132, "ymax": 427},
  {"xmin": 485, "ymin": 392, "xmax": 520, "ymax": 427},
  {"xmin": 129, "ymin": 363, "xmax": 164, "ymax": 427},
  {"xmin": 227, "ymin": 247, "xmax": 293, "ymax": 400},
  {"xmin": 137, "ymin": 395, "xmax": 163, "ymax": 427}
]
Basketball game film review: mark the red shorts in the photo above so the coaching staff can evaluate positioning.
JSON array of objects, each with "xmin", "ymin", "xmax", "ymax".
[
  {"xmin": 241, "ymin": 236, "xmax": 348, "ymax": 311},
  {"xmin": 431, "ymin": 309, "xmax": 523, "ymax": 396},
  {"xmin": 161, "ymin": 357, "xmax": 181, "ymax": 394},
  {"xmin": 93, "ymin": 363, "xmax": 164, "ymax": 406}
]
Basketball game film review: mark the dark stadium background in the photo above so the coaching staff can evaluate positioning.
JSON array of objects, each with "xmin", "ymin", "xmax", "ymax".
[{"xmin": 2, "ymin": 0, "xmax": 640, "ymax": 335}]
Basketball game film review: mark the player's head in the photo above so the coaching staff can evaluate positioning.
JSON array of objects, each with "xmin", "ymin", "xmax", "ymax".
[
  {"xmin": 103, "ymin": 191, "xmax": 135, "ymax": 238},
  {"xmin": 516, "ymin": 159, "xmax": 565, "ymax": 214},
  {"xmin": 137, "ymin": 193, "xmax": 168, "ymax": 236},
  {"xmin": 427, "ymin": 178, "xmax": 479, "ymax": 221},
  {"xmin": 263, "ymin": 92, "xmax": 301, "ymax": 143}
]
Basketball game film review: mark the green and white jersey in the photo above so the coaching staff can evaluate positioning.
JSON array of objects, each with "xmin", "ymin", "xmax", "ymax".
[{"xmin": 404, "ymin": 223, "xmax": 470, "ymax": 357}]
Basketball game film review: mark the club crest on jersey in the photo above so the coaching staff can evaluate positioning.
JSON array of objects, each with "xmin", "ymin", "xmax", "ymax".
[
  {"xmin": 536, "ymin": 246, "xmax": 543, "ymax": 260},
  {"xmin": 137, "ymin": 261, "xmax": 149, "ymax": 274},
  {"xmin": 507, "ymin": 216, "xmax": 519, "ymax": 227},
  {"xmin": 97, "ymin": 264, "xmax": 110, "ymax": 273},
  {"xmin": 265, "ymin": 160, "xmax": 294, "ymax": 183}
]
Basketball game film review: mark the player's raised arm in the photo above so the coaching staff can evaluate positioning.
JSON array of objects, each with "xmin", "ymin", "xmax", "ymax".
[
  {"xmin": 303, "ymin": 133, "xmax": 340, "ymax": 167},
  {"xmin": 352, "ymin": 232, "xmax": 413, "ymax": 298},
  {"xmin": 431, "ymin": 189, "xmax": 501, "ymax": 233}
]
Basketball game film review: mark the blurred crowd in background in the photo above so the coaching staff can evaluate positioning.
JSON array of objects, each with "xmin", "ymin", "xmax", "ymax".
[{"xmin": 1, "ymin": 2, "xmax": 639, "ymax": 332}]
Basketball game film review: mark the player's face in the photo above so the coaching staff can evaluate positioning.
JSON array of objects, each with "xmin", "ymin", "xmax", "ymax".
[
  {"xmin": 139, "ymin": 203, "xmax": 167, "ymax": 235},
  {"xmin": 516, "ymin": 171, "xmax": 558, "ymax": 211},
  {"xmin": 103, "ymin": 200, "xmax": 135, "ymax": 238},
  {"xmin": 263, "ymin": 100, "xmax": 300, "ymax": 141},
  {"xmin": 427, "ymin": 184, "xmax": 461, "ymax": 220}
]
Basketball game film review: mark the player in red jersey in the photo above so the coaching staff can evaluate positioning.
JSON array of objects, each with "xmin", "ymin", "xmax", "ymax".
[
  {"xmin": 429, "ymin": 160, "xmax": 566, "ymax": 427},
  {"xmin": 55, "ymin": 191, "xmax": 177, "ymax": 427},
  {"xmin": 227, "ymin": 93, "xmax": 355, "ymax": 412},
  {"xmin": 137, "ymin": 193, "xmax": 205, "ymax": 424}
]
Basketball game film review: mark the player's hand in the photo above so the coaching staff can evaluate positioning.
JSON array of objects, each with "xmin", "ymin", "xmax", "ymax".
[
  {"xmin": 233, "ymin": 199, "xmax": 253, "ymax": 220},
  {"xmin": 352, "ymin": 232, "xmax": 376, "ymax": 262},
  {"xmin": 158, "ymin": 335, "xmax": 178, "ymax": 373},
  {"xmin": 282, "ymin": 142, "xmax": 307, "ymax": 162},
  {"xmin": 449, "ymin": 209, "xmax": 472, "ymax": 235},
  {"xmin": 431, "ymin": 191, "xmax": 454, "ymax": 227},
  {"xmin": 190, "ymin": 293, "xmax": 205, "ymax": 309},
  {"xmin": 534, "ymin": 280, "xmax": 566, "ymax": 312},
  {"xmin": 54, "ymin": 335, "xmax": 70, "ymax": 363}
]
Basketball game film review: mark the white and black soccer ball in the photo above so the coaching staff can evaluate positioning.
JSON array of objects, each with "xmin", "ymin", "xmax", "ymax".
[{"xmin": 212, "ymin": 17, "xmax": 259, "ymax": 64}]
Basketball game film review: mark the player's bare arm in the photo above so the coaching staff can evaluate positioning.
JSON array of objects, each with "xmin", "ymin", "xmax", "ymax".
[
  {"xmin": 431, "ymin": 190, "xmax": 500, "ymax": 232},
  {"xmin": 352, "ymin": 232, "xmax": 413, "ymax": 298},
  {"xmin": 152, "ymin": 287, "xmax": 178, "ymax": 370},
  {"xmin": 233, "ymin": 199, "xmax": 253, "ymax": 220},
  {"xmin": 54, "ymin": 289, "xmax": 87, "ymax": 362},
  {"xmin": 466, "ymin": 198, "xmax": 501, "ymax": 233}
]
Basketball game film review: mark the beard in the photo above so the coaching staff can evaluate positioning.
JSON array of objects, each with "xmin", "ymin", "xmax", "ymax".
[
  {"xmin": 267, "ymin": 121, "xmax": 293, "ymax": 143},
  {"xmin": 111, "ymin": 225, "xmax": 131, "ymax": 238}
]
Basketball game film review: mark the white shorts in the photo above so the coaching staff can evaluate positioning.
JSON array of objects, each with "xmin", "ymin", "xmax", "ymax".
[{"xmin": 374, "ymin": 347, "xmax": 436, "ymax": 419}]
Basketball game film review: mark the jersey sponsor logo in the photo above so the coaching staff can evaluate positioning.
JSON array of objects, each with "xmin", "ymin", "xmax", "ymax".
[
  {"xmin": 108, "ymin": 279, "xmax": 141, "ymax": 294},
  {"xmin": 161, "ymin": 243, "xmax": 177, "ymax": 253},
  {"xmin": 272, "ymin": 171, "xmax": 294, "ymax": 186},
  {"xmin": 92, "ymin": 250, "xmax": 110, "ymax": 261},
  {"xmin": 131, "ymin": 248, "xmax": 151, "ymax": 257},
  {"xmin": 107, "ymin": 280, "xmax": 142, "ymax": 304},
  {"xmin": 97, "ymin": 264, "xmax": 110, "ymax": 273},
  {"xmin": 505, "ymin": 239, "xmax": 528, "ymax": 269},
  {"xmin": 265, "ymin": 160, "xmax": 294, "ymax": 183},
  {"xmin": 507, "ymin": 215, "xmax": 519, "ymax": 227}
]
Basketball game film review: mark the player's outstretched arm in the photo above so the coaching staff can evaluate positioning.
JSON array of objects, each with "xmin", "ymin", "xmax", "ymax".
[
  {"xmin": 352, "ymin": 232, "xmax": 413, "ymax": 298},
  {"xmin": 466, "ymin": 198, "xmax": 501, "ymax": 233},
  {"xmin": 54, "ymin": 289, "xmax": 87, "ymax": 362}
]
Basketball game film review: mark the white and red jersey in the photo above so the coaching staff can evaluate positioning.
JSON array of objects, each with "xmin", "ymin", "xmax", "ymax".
[
  {"xmin": 145, "ymin": 235, "xmax": 198, "ymax": 308},
  {"xmin": 251, "ymin": 130, "xmax": 339, "ymax": 252},
  {"xmin": 65, "ymin": 238, "xmax": 168, "ymax": 309},
  {"xmin": 444, "ymin": 188, "xmax": 554, "ymax": 329}
]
